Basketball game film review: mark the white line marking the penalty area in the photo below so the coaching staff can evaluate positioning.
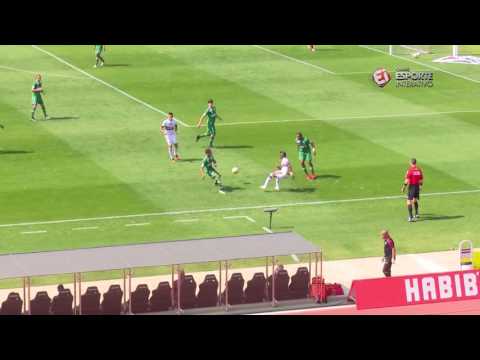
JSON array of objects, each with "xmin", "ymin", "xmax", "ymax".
[
  {"xmin": 31, "ymin": 45, "xmax": 190, "ymax": 127},
  {"xmin": 125, "ymin": 223, "xmax": 151, "ymax": 227},
  {"xmin": 359, "ymin": 45, "xmax": 480, "ymax": 85},
  {"xmin": 223, "ymin": 216, "xmax": 256, "ymax": 223},
  {"xmin": 21, "ymin": 230, "xmax": 47, "ymax": 235},
  {"xmin": 1, "ymin": 189, "xmax": 479, "ymax": 229},
  {"xmin": 252, "ymin": 45, "xmax": 336, "ymax": 75},
  {"xmin": 72, "ymin": 226, "xmax": 99, "ymax": 231}
]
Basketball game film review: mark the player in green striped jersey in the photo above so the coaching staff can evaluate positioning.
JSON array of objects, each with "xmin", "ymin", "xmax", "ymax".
[
  {"xmin": 196, "ymin": 99, "xmax": 223, "ymax": 148},
  {"xmin": 31, "ymin": 74, "xmax": 49, "ymax": 121},
  {"xmin": 200, "ymin": 148, "xmax": 223, "ymax": 189},
  {"xmin": 94, "ymin": 45, "xmax": 106, "ymax": 68},
  {"xmin": 296, "ymin": 132, "xmax": 317, "ymax": 180}
]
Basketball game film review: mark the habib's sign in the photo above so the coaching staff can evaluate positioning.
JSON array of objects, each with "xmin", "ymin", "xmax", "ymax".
[{"xmin": 348, "ymin": 270, "xmax": 480, "ymax": 310}]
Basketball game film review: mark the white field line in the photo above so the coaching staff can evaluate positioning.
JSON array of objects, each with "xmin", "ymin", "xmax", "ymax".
[
  {"xmin": 217, "ymin": 110, "xmax": 480, "ymax": 127},
  {"xmin": 407, "ymin": 254, "xmax": 447, "ymax": 273},
  {"xmin": 31, "ymin": 45, "xmax": 191, "ymax": 127},
  {"xmin": 359, "ymin": 45, "xmax": 480, "ymax": 85},
  {"xmin": 291, "ymin": 254, "xmax": 300, "ymax": 263},
  {"xmin": 1, "ymin": 188, "xmax": 479, "ymax": 229},
  {"xmin": 0, "ymin": 65, "xmax": 85, "ymax": 79},
  {"xmin": 262, "ymin": 227, "xmax": 273, "ymax": 234},
  {"xmin": 223, "ymin": 215, "xmax": 256, "ymax": 223},
  {"xmin": 21, "ymin": 230, "xmax": 47, "ymax": 235},
  {"xmin": 72, "ymin": 226, "xmax": 99, "ymax": 231},
  {"xmin": 252, "ymin": 45, "xmax": 336, "ymax": 75},
  {"xmin": 174, "ymin": 219, "xmax": 199, "ymax": 223},
  {"xmin": 125, "ymin": 223, "xmax": 150, "ymax": 227}
]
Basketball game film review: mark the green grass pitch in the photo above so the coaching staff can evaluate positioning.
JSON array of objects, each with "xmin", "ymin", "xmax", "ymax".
[{"xmin": 1, "ymin": 45, "xmax": 480, "ymax": 287}]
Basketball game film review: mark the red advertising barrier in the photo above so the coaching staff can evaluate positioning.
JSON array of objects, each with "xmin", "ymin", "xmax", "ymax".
[{"xmin": 348, "ymin": 269, "xmax": 480, "ymax": 310}]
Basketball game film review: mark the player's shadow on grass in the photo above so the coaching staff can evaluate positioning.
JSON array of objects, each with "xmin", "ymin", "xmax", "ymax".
[
  {"xmin": 419, "ymin": 213, "xmax": 464, "ymax": 222},
  {"xmin": 286, "ymin": 188, "xmax": 316, "ymax": 193},
  {"xmin": 316, "ymin": 174, "xmax": 341, "ymax": 180},
  {"xmin": 180, "ymin": 158, "xmax": 202, "ymax": 163},
  {"xmin": 221, "ymin": 186, "xmax": 244, "ymax": 193},
  {"xmin": 47, "ymin": 116, "xmax": 80, "ymax": 121},
  {"xmin": 215, "ymin": 145, "xmax": 253, "ymax": 149},
  {"xmin": 103, "ymin": 64, "xmax": 130, "ymax": 67},
  {"xmin": 0, "ymin": 150, "xmax": 33, "ymax": 155}
]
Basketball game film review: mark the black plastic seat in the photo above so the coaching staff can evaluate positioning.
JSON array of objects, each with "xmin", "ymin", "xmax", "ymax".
[
  {"xmin": 30, "ymin": 291, "xmax": 51, "ymax": 315},
  {"xmin": 222, "ymin": 273, "xmax": 245, "ymax": 305},
  {"xmin": 51, "ymin": 289, "xmax": 74, "ymax": 315},
  {"xmin": 245, "ymin": 273, "xmax": 266, "ymax": 304},
  {"xmin": 1, "ymin": 292, "xmax": 23, "ymax": 315},
  {"xmin": 289, "ymin": 267, "xmax": 310, "ymax": 299},
  {"xmin": 173, "ymin": 275, "xmax": 197, "ymax": 310},
  {"xmin": 80, "ymin": 286, "xmax": 101, "ymax": 315},
  {"xmin": 149, "ymin": 282, "xmax": 172, "ymax": 312},
  {"xmin": 101, "ymin": 285, "xmax": 124, "ymax": 315},
  {"xmin": 197, "ymin": 274, "xmax": 218, "ymax": 308},
  {"xmin": 130, "ymin": 284, "xmax": 150, "ymax": 314},
  {"xmin": 267, "ymin": 270, "xmax": 290, "ymax": 301}
]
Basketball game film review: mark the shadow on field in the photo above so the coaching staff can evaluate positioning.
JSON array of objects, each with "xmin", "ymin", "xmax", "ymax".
[
  {"xmin": 103, "ymin": 64, "xmax": 130, "ymax": 67},
  {"xmin": 180, "ymin": 158, "xmax": 202, "ymax": 163},
  {"xmin": 221, "ymin": 186, "xmax": 244, "ymax": 193},
  {"xmin": 47, "ymin": 116, "xmax": 80, "ymax": 121},
  {"xmin": 316, "ymin": 174, "xmax": 341, "ymax": 180},
  {"xmin": 286, "ymin": 188, "xmax": 316, "ymax": 193},
  {"xmin": 0, "ymin": 150, "xmax": 33, "ymax": 155},
  {"xmin": 215, "ymin": 145, "xmax": 253, "ymax": 149},
  {"xmin": 419, "ymin": 214, "xmax": 464, "ymax": 222}
]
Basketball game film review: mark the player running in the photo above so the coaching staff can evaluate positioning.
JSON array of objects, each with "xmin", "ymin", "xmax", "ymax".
[
  {"xmin": 201, "ymin": 148, "xmax": 223, "ymax": 190},
  {"xmin": 161, "ymin": 112, "xmax": 180, "ymax": 161},
  {"xmin": 94, "ymin": 45, "xmax": 106, "ymax": 68},
  {"xmin": 401, "ymin": 158, "xmax": 424, "ymax": 222},
  {"xmin": 196, "ymin": 99, "xmax": 223, "ymax": 148},
  {"xmin": 261, "ymin": 151, "xmax": 294, "ymax": 191},
  {"xmin": 296, "ymin": 132, "xmax": 317, "ymax": 180},
  {"xmin": 31, "ymin": 74, "xmax": 49, "ymax": 121}
]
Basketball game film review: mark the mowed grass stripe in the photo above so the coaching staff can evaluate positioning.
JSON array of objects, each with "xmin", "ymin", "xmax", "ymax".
[{"xmin": 0, "ymin": 188, "xmax": 478, "ymax": 229}]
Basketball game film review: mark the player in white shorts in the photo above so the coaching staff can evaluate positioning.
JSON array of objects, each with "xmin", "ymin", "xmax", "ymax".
[
  {"xmin": 161, "ymin": 112, "xmax": 180, "ymax": 161},
  {"xmin": 261, "ymin": 151, "xmax": 294, "ymax": 191}
]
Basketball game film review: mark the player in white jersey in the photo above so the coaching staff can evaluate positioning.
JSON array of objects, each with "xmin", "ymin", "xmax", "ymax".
[
  {"xmin": 261, "ymin": 151, "xmax": 294, "ymax": 191},
  {"xmin": 161, "ymin": 112, "xmax": 180, "ymax": 161}
]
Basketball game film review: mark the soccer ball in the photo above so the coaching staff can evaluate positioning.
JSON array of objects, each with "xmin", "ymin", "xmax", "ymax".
[{"xmin": 232, "ymin": 167, "xmax": 239, "ymax": 174}]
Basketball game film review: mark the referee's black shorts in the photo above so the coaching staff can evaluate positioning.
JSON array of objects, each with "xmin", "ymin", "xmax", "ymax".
[{"xmin": 407, "ymin": 184, "xmax": 420, "ymax": 200}]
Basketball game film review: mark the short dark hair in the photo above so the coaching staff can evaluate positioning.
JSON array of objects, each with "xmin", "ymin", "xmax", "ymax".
[
  {"xmin": 207, "ymin": 99, "xmax": 214, "ymax": 104},
  {"xmin": 280, "ymin": 151, "xmax": 287, "ymax": 158},
  {"xmin": 168, "ymin": 112, "xmax": 174, "ymax": 116},
  {"xmin": 411, "ymin": 158, "xmax": 417, "ymax": 165},
  {"xmin": 57, "ymin": 284, "xmax": 64, "ymax": 292}
]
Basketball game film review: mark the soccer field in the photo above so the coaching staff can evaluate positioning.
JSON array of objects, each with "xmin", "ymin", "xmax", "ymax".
[{"xmin": 1, "ymin": 45, "xmax": 480, "ymax": 286}]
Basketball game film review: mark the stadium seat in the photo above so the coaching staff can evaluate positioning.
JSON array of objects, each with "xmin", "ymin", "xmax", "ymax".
[
  {"xmin": 149, "ymin": 282, "xmax": 172, "ymax": 312},
  {"xmin": 289, "ymin": 267, "xmax": 310, "ymax": 299},
  {"xmin": 80, "ymin": 286, "xmax": 101, "ymax": 315},
  {"xmin": 173, "ymin": 275, "xmax": 197, "ymax": 309},
  {"xmin": 196, "ymin": 274, "xmax": 218, "ymax": 308},
  {"xmin": 1, "ymin": 292, "xmax": 23, "ymax": 315},
  {"xmin": 51, "ymin": 289, "xmax": 74, "ymax": 315},
  {"xmin": 244, "ymin": 272, "xmax": 266, "ymax": 304},
  {"xmin": 101, "ymin": 285, "xmax": 124, "ymax": 315},
  {"xmin": 221, "ymin": 273, "xmax": 245, "ymax": 305},
  {"xmin": 267, "ymin": 270, "xmax": 290, "ymax": 301},
  {"xmin": 130, "ymin": 284, "xmax": 151, "ymax": 314},
  {"xmin": 30, "ymin": 291, "xmax": 52, "ymax": 315}
]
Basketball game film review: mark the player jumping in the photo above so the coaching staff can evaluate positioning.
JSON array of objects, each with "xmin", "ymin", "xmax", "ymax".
[
  {"xmin": 296, "ymin": 132, "xmax": 317, "ymax": 180},
  {"xmin": 94, "ymin": 45, "xmax": 106, "ymax": 68},
  {"xmin": 201, "ymin": 148, "xmax": 223, "ymax": 190},
  {"xmin": 196, "ymin": 99, "xmax": 223, "ymax": 148},
  {"xmin": 401, "ymin": 158, "xmax": 424, "ymax": 222},
  {"xmin": 31, "ymin": 74, "xmax": 49, "ymax": 121},
  {"xmin": 261, "ymin": 151, "xmax": 294, "ymax": 191},
  {"xmin": 161, "ymin": 112, "xmax": 180, "ymax": 161}
]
